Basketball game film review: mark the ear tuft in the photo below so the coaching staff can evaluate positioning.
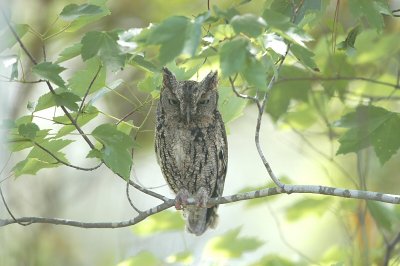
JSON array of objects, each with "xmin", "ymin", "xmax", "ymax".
[
  {"xmin": 202, "ymin": 71, "xmax": 218, "ymax": 90},
  {"xmin": 162, "ymin": 67, "xmax": 177, "ymax": 89}
]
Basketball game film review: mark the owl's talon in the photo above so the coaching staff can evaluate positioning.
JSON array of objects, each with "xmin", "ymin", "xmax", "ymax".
[{"xmin": 175, "ymin": 189, "xmax": 190, "ymax": 210}]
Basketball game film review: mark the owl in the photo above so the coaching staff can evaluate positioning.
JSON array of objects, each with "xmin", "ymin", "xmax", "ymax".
[{"xmin": 155, "ymin": 68, "xmax": 228, "ymax": 236}]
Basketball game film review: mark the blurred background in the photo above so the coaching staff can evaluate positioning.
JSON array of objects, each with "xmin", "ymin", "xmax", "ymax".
[{"xmin": 1, "ymin": 0, "xmax": 400, "ymax": 265}]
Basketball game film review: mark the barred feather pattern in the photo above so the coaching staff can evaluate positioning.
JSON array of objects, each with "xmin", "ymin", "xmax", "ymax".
[{"xmin": 155, "ymin": 68, "xmax": 228, "ymax": 235}]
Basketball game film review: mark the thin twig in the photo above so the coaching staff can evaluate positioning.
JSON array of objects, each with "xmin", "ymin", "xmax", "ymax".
[
  {"xmin": 34, "ymin": 141, "xmax": 102, "ymax": 171},
  {"xmin": 255, "ymin": 45, "xmax": 291, "ymax": 189},
  {"xmin": 126, "ymin": 179, "xmax": 143, "ymax": 214},
  {"xmin": 0, "ymin": 186, "xmax": 31, "ymax": 226},
  {"xmin": 0, "ymin": 8, "xmax": 37, "ymax": 64},
  {"xmin": 289, "ymin": 123, "xmax": 358, "ymax": 188},
  {"xmin": 127, "ymin": 179, "xmax": 169, "ymax": 202},
  {"xmin": 383, "ymin": 232, "xmax": 400, "ymax": 266},
  {"xmin": 46, "ymin": 81, "xmax": 96, "ymax": 149},
  {"xmin": 75, "ymin": 64, "xmax": 103, "ymax": 121},
  {"xmin": 266, "ymin": 203, "xmax": 316, "ymax": 264},
  {"xmin": 117, "ymin": 98, "xmax": 154, "ymax": 125},
  {"xmin": 228, "ymin": 76, "xmax": 260, "ymax": 110}
]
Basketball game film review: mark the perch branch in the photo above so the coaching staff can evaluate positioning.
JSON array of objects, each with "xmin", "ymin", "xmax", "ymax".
[{"xmin": 1, "ymin": 184, "xmax": 399, "ymax": 228}]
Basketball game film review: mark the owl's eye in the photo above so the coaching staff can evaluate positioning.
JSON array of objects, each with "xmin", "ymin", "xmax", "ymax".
[
  {"xmin": 168, "ymin": 99, "xmax": 179, "ymax": 106},
  {"xmin": 198, "ymin": 99, "xmax": 209, "ymax": 105}
]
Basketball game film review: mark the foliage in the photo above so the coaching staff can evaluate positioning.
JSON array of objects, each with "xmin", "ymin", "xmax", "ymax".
[{"xmin": 1, "ymin": 0, "xmax": 400, "ymax": 265}]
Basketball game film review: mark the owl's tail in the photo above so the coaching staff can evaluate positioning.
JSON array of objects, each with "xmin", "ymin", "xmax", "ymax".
[{"xmin": 186, "ymin": 206, "xmax": 219, "ymax": 236}]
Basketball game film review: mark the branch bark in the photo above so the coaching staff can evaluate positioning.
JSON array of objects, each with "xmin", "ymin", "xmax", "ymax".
[{"xmin": 1, "ymin": 184, "xmax": 399, "ymax": 228}]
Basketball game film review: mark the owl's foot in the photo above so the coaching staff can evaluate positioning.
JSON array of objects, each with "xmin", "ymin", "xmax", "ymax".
[
  {"xmin": 195, "ymin": 187, "xmax": 209, "ymax": 208},
  {"xmin": 175, "ymin": 189, "xmax": 190, "ymax": 210}
]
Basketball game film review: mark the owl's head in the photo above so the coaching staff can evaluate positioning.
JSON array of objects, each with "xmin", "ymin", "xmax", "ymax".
[{"xmin": 160, "ymin": 67, "xmax": 219, "ymax": 124}]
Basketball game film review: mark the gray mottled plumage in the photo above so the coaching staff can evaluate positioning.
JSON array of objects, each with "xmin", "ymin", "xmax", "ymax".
[{"xmin": 155, "ymin": 68, "xmax": 228, "ymax": 236}]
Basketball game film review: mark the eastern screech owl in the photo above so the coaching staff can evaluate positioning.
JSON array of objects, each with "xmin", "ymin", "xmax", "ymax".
[{"xmin": 155, "ymin": 68, "xmax": 228, "ymax": 236}]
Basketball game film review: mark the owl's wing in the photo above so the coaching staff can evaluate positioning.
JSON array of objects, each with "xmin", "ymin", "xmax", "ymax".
[
  {"xmin": 213, "ymin": 111, "xmax": 228, "ymax": 199},
  {"xmin": 204, "ymin": 111, "xmax": 228, "ymax": 230}
]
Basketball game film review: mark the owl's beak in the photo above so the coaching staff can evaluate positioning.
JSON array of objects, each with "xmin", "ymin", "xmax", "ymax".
[{"xmin": 186, "ymin": 109, "xmax": 191, "ymax": 124}]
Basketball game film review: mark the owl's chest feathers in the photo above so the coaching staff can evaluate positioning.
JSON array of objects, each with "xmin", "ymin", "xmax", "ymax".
[{"xmin": 169, "ymin": 126, "xmax": 206, "ymax": 171}]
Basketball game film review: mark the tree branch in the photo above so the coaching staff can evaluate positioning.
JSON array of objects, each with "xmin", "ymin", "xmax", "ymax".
[
  {"xmin": 383, "ymin": 232, "xmax": 400, "ymax": 266},
  {"xmin": 254, "ymin": 43, "xmax": 291, "ymax": 189},
  {"xmin": 1, "ymin": 184, "xmax": 399, "ymax": 228}
]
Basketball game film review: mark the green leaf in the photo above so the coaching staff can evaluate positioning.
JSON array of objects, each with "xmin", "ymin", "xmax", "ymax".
[
  {"xmin": 8, "ymin": 126, "xmax": 49, "ymax": 152},
  {"xmin": 285, "ymin": 197, "xmax": 332, "ymax": 221},
  {"xmin": 213, "ymin": 6, "xmax": 240, "ymax": 21},
  {"xmin": 13, "ymin": 139, "xmax": 73, "ymax": 176},
  {"xmin": 116, "ymin": 252, "xmax": 161, "ymax": 266},
  {"xmin": 53, "ymin": 92, "xmax": 81, "ymax": 111},
  {"xmin": 18, "ymin": 123, "xmax": 39, "ymax": 139},
  {"xmin": 35, "ymin": 90, "xmax": 81, "ymax": 112},
  {"xmin": 218, "ymin": 86, "xmax": 247, "ymax": 124},
  {"xmin": 56, "ymin": 43, "xmax": 83, "ymax": 63},
  {"xmin": 266, "ymin": 65, "xmax": 312, "ymax": 121},
  {"xmin": 68, "ymin": 58, "xmax": 106, "ymax": 97},
  {"xmin": 205, "ymin": 227, "xmax": 263, "ymax": 258},
  {"xmin": 262, "ymin": 9, "xmax": 312, "ymax": 45},
  {"xmin": 0, "ymin": 24, "xmax": 28, "ymax": 52},
  {"xmin": 13, "ymin": 158, "xmax": 58, "ymax": 177},
  {"xmin": 128, "ymin": 55, "xmax": 159, "ymax": 73},
  {"xmin": 166, "ymin": 251, "xmax": 193, "ymax": 264},
  {"xmin": 290, "ymin": 44, "xmax": 317, "ymax": 69},
  {"xmin": 250, "ymin": 254, "xmax": 296, "ymax": 266},
  {"xmin": 146, "ymin": 14, "xmax": 207, "ymax": 64},
  {"xmin": 65, "ymin": 1, "xmax": 110, "ymax": 32},
  {"xmin": 320, "ymin": 53, "xmax": 354, "ymax": 98},
  {"xmin": 219, "ymin": 37, "xmax": 249, "ymax": 77},
  {"xmin": 35, "ymin": 88, "xmax": 66, "ymax": 112},
  {"xmin": 336, "ymin": 105, "xmax": 400, "ymax": 164},
  {"xmin": 349, "ymin": 0, "xmax": 386, "ymax": 31},
  {"xmin": 32, "ymin": 62, "xmax": 66, "ymax": 88},
  {"xmin": 230, "ymin": 14, "xmax": 266, "ymax": 38},
  {"xmin": 337, "ymin": 25, "xmax": 361, "ymax": 51},
  {"xmin": 270, "ymin": 0, "xmax": 321, "ymax": 26},
  {"xmin": 81, "ymin": 31, "xmax": 125, "ymax": 71},
  {"xmin": 165, "ymin": 63, "xmax": 201, "ymax": 80},
  {"xmin": 147, "ymin": 16, "xmax": 189, "ymax": 64},
  {"xmin": 132, "ymin": 211, "xmax": 184, "ymax": 236},
  {"xmin": 117, "ymin": 120, "xmax": 135, "ymax": 136},
  {"xmin": 137, "ymin": 72, "xmax": 162, "ymax": 94},
  {"xmin": 60, "ymin": 4, "xmax": 103, "ymax": 21},
  {"xmin": 242, "ymin": 58, "xmax": 267, "ymax": 90},
  {"xmin": 90, "ymin": 123, "xmax": 134, "ymax": 179},
  {"xmin": 183, "ymin": 12, "xmax": 210, "ymax": 56}
]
